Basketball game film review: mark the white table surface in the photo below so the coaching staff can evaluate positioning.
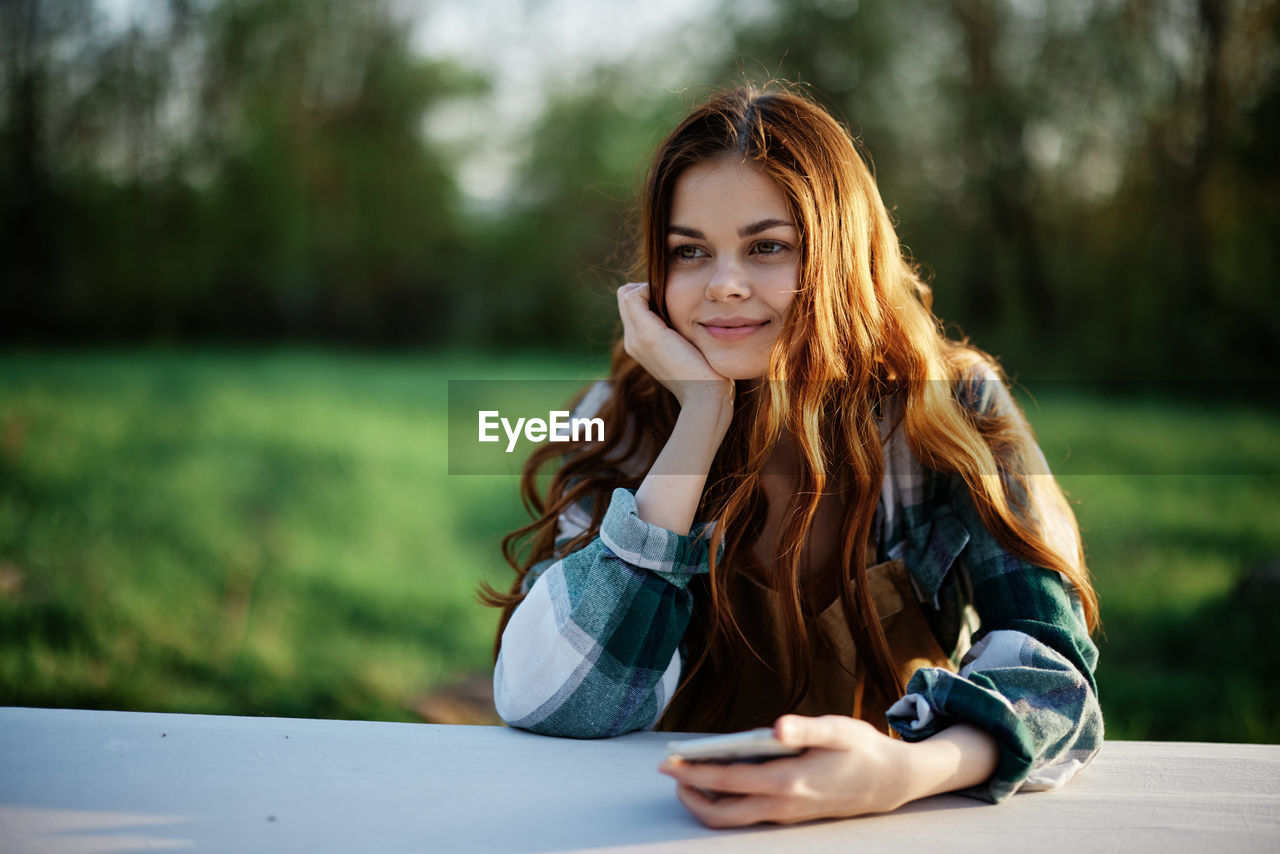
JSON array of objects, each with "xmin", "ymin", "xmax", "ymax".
[{"xmin": 2, "ymin": 706, "xmax": 1278, "ymax": 853}]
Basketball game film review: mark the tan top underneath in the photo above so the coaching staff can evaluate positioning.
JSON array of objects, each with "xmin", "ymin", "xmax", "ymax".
[{"xmin": 656, "ymin": 557, "xmax": 956, "ymax": 734}]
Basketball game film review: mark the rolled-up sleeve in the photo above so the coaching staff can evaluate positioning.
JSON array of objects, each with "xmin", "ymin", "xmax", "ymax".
[
  {"xmin": 887, "ymin": 475, "xmax": 1102, "ymax": 802},
  {"xmin": 494, "ymin": 488, "xmax": 713, "ymax": 738}
]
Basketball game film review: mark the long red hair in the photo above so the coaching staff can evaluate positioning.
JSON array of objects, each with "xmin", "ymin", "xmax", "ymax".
[{"xmin": 482, "ymin": 84, "xmax": 1097, "ymax": 731}]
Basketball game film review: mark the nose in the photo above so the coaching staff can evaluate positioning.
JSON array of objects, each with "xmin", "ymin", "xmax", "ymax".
[{"xmin": 705, "ymin": 256, "xmax": 750, "ymax": 301}]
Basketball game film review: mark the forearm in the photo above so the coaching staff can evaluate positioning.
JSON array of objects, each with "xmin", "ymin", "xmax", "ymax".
[
  {"xmin": 894, "ymin": 723, "xmax": 999, "ymax": 806},
  {"xmin": 635, "ymin": 391, "xmax": 732, "ymax": 535}
]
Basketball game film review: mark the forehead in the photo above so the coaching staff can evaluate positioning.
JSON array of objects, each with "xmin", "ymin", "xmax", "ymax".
[{"xmin": 669, "ymin": 157, "xmax": 791, "ymax": 223}]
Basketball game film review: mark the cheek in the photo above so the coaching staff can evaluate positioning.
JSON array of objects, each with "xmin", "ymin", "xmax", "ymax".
[
  {"xmin": 776, "ymin": 291, "xmax": 796, "ymax": 320},
  {"xmin": 768, "ymin": 274, "xmax": 798, "ymax": 321},
  {"xmin": 664, "ymin": 278, "xmax": 699, "ymax": 326}
]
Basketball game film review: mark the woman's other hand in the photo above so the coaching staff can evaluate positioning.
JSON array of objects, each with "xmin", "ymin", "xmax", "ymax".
[
  {"xmin": 661, "ymin": 715, "xmax": 999, "ymax": 827},
  {"xmin": 659, "ymin": 715, "xmax": 914, "ymax": 827},
  {"xmin": 617, "ymin": 282, "xmax": 732, "ymax": 409}
]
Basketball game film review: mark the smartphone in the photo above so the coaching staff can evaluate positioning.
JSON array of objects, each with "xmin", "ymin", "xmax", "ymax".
[{"xmin": 666, "ymin": 727, "xmax": 805, "ymax": 765}]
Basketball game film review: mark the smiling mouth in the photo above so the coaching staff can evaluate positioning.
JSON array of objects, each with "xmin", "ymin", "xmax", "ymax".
[{"xmin": 699, "ymin": 319, "xmax": 770, "ymax": 341}]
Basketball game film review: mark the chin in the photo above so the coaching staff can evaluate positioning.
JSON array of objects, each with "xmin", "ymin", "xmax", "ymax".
[{"xmin": 706, "ymin": 356, "xmax": 769, "ymax": 382}]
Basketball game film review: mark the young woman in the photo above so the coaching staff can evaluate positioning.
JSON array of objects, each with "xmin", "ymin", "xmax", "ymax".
[{"xmin": 483, "ymin": 84, "xmax": 1101, "ymax": 827}]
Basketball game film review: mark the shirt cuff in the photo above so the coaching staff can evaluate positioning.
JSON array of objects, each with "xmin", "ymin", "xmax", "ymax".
[
  {"xmin": 597, "ymin": 488, "xmax": 714, "ymax": 589},
  {"xmin": 886, "ymin": 667, "xmax": 1037, "ymax": 804}
]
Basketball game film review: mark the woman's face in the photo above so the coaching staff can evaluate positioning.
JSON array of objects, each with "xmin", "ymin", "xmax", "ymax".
[{"xmin": 663, "ymin": 156, "xmax": 800, "ymax": 381}]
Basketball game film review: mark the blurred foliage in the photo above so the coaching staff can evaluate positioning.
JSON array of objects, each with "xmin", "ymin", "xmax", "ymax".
[
  {"xmin": 2, "ymin": 0, "xmax": 1278, "ymax": 383},
  {"xmin": 1, "ymin": 352, "xmax": 1278, "ymax": 738},
  {"xmin": 2, "ymin": 0, "xmax": 482, "ymax": 344},
  {"xmin": 0, "ymin": 350, "xmax": 517, "ymax": 719}
]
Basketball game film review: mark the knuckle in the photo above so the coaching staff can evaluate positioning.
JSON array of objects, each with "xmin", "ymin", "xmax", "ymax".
[
  {"xmin": 780, "ymin": 776, "xmax": 806, "ymax": 799},
  {"xmin": 761, "ymin": 767, "xmax": 790, "ymax": 794}
]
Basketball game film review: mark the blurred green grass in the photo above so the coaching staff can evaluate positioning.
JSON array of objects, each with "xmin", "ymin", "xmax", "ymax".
[{"xmin": 1, "ymin": 351, "xmax": 1277, "ymax": 741}]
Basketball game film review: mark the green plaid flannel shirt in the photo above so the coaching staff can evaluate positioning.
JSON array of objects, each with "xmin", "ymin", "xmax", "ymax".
[{"xmin": 494, "ymin": 374, "xmax": 1102, "ymax": 803}]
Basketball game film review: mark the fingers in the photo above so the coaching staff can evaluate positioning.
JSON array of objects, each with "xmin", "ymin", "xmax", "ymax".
[
  {"xmin": 616, "ymin": 282, "xmax": 660, "ymax": 354},
  {"xmin": 663, "ymin": 718, "xmax": 899, "ymax": 827},
  {"xmin": 616, "ymin": 281, "xmax": 651, "ymax": 322},
  {"xmin": 616, "ymin": 282, "xmax": 693, "ymax": 375},
  {"xmin": 659, "ymin": 756, "xmax": 799, "ymax": 797},
  {"xmin": 675, "ymin": 784, "xmax": 788, "ymax": 829},
  {"xmin": 617, "ymin": 281, "xmax": 648, "ymax": 298},
  {"xmin": 615, "ymin": 281, "xmax": 731, "ymax": 399},
  {"xmin": 774, "ymin": 714, "xmax": 872, "ymax": 750}
]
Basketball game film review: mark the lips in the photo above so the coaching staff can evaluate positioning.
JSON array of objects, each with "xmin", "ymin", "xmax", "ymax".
[{"xmin": 698, "ymin": 317, "xmax": 770, "ymax": 342}]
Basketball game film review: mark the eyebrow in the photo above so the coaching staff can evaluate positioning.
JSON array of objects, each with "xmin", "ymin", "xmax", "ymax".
[{"xmin": 667, "ymin": 218, "xmax": 797, "ymax": 240}]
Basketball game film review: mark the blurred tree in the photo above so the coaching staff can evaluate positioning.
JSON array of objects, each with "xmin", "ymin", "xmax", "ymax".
[
  {"xmin": 0, "ymin": 0, "xmax": 99, "ymax": 339},
  {"xmin": 1113, "ymin": 0, "xmax": 1280, "ymax": 377},
  {"xmin": 1, "ymin": 0, "xmax": 1275, "ymax": 381},
  {"xmin": 946, "ymin": 0, "xmax": 1052, "ymax": 334},
  {"xmin": 1, "ymin": 0, "xmax": 483, "ymax": 345},
  {"xmin": 193, "ymin": 0, "xmax": 483, "ymax": 343}
]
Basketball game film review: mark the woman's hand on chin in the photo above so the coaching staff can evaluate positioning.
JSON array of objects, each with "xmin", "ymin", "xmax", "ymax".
[
  {"xmin": 617, "ymin": 282, "xmax": 732, "ymax": 409},
  {"xmin": 657, "ymin": 715, "xmax": 913, "ymax": 828}
]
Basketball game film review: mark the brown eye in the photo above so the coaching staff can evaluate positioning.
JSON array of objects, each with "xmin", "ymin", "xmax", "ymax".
[{"xmin": 670, "ymin": 244, "xmax": 706, "ymax": 261}]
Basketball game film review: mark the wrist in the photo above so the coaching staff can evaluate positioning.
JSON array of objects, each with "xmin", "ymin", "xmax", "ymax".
[
  {"xmin": 881, "ymin": 736, "xmax": 926, "ymax": 811},
  {"xmin": 675, "ymin": 382, "xmax": 734, "ymax": 433},
  {"xmin": 897, "ymin": 724, "xmax": 999, "ymax": 804}
]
